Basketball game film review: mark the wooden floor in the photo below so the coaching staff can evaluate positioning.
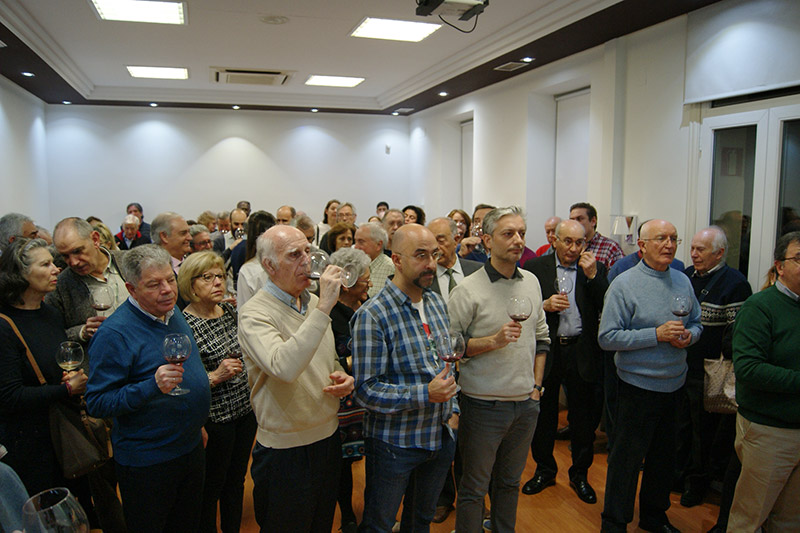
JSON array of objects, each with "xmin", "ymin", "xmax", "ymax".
[{"xmin": 237, "ymin": 413, "xmax": 721, "ymax": 532}]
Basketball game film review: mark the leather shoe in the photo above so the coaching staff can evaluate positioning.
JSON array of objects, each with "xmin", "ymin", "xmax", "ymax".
[
  {"xmin": 521, "ymin": 473, "xmax": 556, "ymax": 495},
  {"xmin": 432, "ymin": 505, "xmax": 453, "ymax": 523},
  {"xmin": 569, "ymin": 477, "xmax": 597, "ymax": 504},
  {"xmin": 679, "ymin": 487, "xmax": 705, "ymax": 507},
  {"xmin": 639, "ymin": 522, "xmax": 681, "ymax": 533},
  {"xmin": 555, "ymin": 425, "xmax": 572, "ymax": 440}
]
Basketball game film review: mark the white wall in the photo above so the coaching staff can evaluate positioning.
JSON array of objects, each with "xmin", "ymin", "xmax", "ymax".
[
  {"xmin": 0, "ymin": 77, "xmax": 50, "ymax": 226},
  {"xmin": 43, "ymin": 106, "xmax": 411, "ymax": 227}
]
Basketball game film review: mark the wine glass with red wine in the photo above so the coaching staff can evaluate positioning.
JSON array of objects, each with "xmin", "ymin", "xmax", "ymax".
[
  {"xmin": 507, "ymin": 296, "xmax": 533, "ymax": 323},
  {"xmin": 162, "ymin": 333, "xmax": 192, "ymax": 396},
  {"xmin": 91, "ymin": 285, "xmax": 113, "ymax": 317},
  {"xmin": 434, "ymin": 330, "xmax": 465, "ymax": 389},
  {"xmin": 671, "ymin": 295, "xmax": 692, "ymax": 340}
]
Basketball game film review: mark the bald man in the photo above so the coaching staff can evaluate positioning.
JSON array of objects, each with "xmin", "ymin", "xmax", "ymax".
[
  {"xmin": 534, "ymin": 216, "xmax": 561, "ymax": 257},
  {"xmin": 351, "ymin": 224, "xmax": 458, "ymax": 532},
  {"xmin": 598, "ymin": 220, "xmax": 703, "ymax": 533}
]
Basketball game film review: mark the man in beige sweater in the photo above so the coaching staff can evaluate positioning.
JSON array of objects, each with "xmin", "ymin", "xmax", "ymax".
[{"xmin": 239, "ymin": 225, "xmax": 354, "ymax": 532}]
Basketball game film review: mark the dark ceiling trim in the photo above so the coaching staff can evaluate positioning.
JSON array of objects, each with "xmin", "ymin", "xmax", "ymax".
[{"xmin": 0, "ymin": 0, "xmax": 722, "ymax": 115}]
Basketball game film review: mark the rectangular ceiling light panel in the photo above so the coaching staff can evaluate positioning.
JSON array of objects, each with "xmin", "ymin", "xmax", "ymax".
[
  {"xmin": 127, "ymin": 66, "xmax": 188, "ymax": 79},
  {"xmin": 351, "ymin": 17, "xmax": 440, "ymax": 42},
  {"xmin": 305, "ymin": 75, "xmax": 365, "ymax": 88},
  {"xmin": 90, "ymin": 0, "xmax": 186, "ymax": 25}
]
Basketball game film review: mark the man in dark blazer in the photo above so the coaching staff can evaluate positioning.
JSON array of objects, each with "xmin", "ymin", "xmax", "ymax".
[
  {"xmin": 521, "ymin": 219, "xmax": 608, "ymax": 504},
  {"xmin": 428, "ymin": 217, "xmax": 482, "ymax": 304}
]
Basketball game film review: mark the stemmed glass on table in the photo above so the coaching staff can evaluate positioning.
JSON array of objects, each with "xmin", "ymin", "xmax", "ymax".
[
  {"xmin": 308, "ymin": 251, "xmax": 359, "ymax": 288},
  {"xmin": 56, "ymin": 341, "xmax": 84, "ymax": 372},
  {"xmin": 91, "ymin": 286, "xmax": 113, "ymax": 317},
  {"xmin": 22, "ymin": 487, "xmax": 90, "ymax": 533},
  {"xmin": 671, "ymin": 295, "xmax": 692, "ymax": 340},
  {"xmin": 162, "ymin": 333, "xmax": 192, "ymax": 396}
]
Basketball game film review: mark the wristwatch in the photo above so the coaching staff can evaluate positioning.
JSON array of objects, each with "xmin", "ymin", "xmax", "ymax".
[{"xmin": 533, "ymin": 384, "xmax": 545, "ymax": 395}]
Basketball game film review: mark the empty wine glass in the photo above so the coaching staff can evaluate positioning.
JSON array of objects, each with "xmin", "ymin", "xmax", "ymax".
[
  {"xmin": 308, "ymin": 250, "xmax": 359, "ymax": 288},
  {"xmin": 91, "ymin": 285, "xmax": 113, "ymax": 317},
  {"xmin": 22, "ymin": 487, "xmax": 90, "ymax": 533},
  {"xmin": 162, "ymin": 333, "xmax": 192, "ymax": 396},
  {"xmin": 233, "ymin": 228, "xmax": 246, "ymax": 240},
  {"xmin": 507, "ymin": 296, "xmax": 533, "ymax": 323},
  {"xmin": 554, "ymin": 274, "xmax": 573, "ymax": 295},
  {"xmin": 56, "ymin": 341, "xmax": 84, "ymax": 372},
  {"xmin": 434, "ymin": 330, "xmax": 465, "ymax": 390}
]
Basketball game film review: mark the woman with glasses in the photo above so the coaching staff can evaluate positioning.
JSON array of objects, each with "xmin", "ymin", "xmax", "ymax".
[
  {"xmin": 179, "ymin": 251, "xmax": 256, "ymax": 533},
  {"xmin": 328, "ymin": 247, "xmax": 372, "ymax": 533}
]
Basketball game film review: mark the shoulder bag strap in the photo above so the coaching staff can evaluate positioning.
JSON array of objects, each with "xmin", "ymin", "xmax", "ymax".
[
  {"xmin": 0, "ymin": 313, "xmax": 46, "ymax": 385},
  {"xmin": 697, "ymin": 265, "xmax": 728, "ymax": 304}
]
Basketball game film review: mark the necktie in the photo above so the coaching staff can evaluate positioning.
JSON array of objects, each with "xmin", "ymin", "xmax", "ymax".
[{"xmin": 446, "ymin": 268, "xmax": 457, "ymax": 292}]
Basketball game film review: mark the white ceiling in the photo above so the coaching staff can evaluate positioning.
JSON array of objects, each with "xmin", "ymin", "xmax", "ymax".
[{"xmin": 0, "ymin": 0, "xmax": 622, "ymax": 111}]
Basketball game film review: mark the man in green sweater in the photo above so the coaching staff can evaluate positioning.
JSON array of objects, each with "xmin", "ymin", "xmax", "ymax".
[{"xmin": 728, "ymin": 231, "xmax": 800, "ymax": 531}]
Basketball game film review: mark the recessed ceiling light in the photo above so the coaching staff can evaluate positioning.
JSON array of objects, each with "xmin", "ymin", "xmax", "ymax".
[
  {"xmin": 438, "ymin": 91, "xmax": 448, "ymax": 97},
  {"xmin": 310, "ymin": 108, "xmax": 319, "ymax": 113},
  {"xmin": 522, "ymin": 57, "xmax": 535, "ymax": 63},
  {"xmin": 392, "ymin": 112, "xmax": 399, "ymax": 116},
  {"xmin": 232, "ymin": 105, "xmax": 240, "ymax": 110},
  {"xmin": 149, "ymin": 102, "xmax": 158, "ymax": 107},
  {"xmin": 62, "ymin": 101, "xmax": 72, "ymax": 105},
  {"xmin": 21, "ymin": 72, "xmax": 34, "ymax": 77},
  {"xmin": 90, "ymin": 0, "xmax": 185, "ymax": 24},
  {"xmin": 351, "ymin": 17, "xmax": 440, "ymax": 43},
  {"xmin": 306, "ymin": 75, "xmax": 364, "ymax": 88},
  {"xmin": 127, "ymin": 66, "xmax": 188, "ymax": 79}
]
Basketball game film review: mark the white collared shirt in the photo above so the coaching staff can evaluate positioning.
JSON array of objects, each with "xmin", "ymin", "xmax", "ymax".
[{"xmin": 435, "ymin": 259, "xmax": 465, "ymax": 303}]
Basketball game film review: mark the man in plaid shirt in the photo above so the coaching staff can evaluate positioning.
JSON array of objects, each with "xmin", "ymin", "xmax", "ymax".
[
  {"xmin": 352, "ymin": 224, "xmax": 459, "ymax": 533},
  {"xmin": 570, "ymin": 202, "xmax": 624, "ymax": 269}
]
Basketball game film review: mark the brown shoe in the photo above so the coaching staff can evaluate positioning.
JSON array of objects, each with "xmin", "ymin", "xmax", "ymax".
[{"xmin": 432, "ymin": 505, "xmax": 454, "ymax": 523}]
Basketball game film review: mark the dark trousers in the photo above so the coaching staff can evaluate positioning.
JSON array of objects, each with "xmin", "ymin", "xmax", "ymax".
[
  {"xmin": 116, "ymin": 442, "xmax": 205, "ymax": 533},
  {"xmin": 531, "ymin": 342, "xmax": 601, "ymax": 480},
  {"xmin": 200, "ymin": 412, "xmax": 257, "ymax": 533},
  {"xmin": 251, "ymin": 432, "xmax": 341, "ymax": 533},
  {"xmin": 601, "ymin": 380, "xmax": 679, "ymax": 532},
  {"xmin": 603, "ymin": 350, "xmax": 618, "ymax": 451}
]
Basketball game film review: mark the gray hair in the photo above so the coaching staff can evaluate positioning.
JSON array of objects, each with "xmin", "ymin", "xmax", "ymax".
[
  {"xmin": 330, "ymin": 247, "xmax": 371, "ymax": 278},
  {"xmin": 256, "ymin": 231, "xmax": 280, "ymax": 272},
  {"xmin": 122, "ymin": 214, "xmax": 140, "ymax": 227},
  {"xmin": 483, "ymin": 206, "xmax": 526, "ymax": 236},
  {"xmin": 150, "ymin": 212, "xmax": 182, "ymax": 244},
  {"xmin": 291, "ymin": 215, "xmax": 315, "ymax": 232},
  {"xmin": 707, "ymin": 225, "xmax": 728, "ymax": 259},
  {"xmin": 53, "ymin": 217, "xmax": 94, "ymax": 241},
  {"xmin": 121, "ymin": 244, "xmax": 172, "ymax": 287},
  {"xmin": 429, "ymin": 217, "xmax": 459, "ymax": 239},
  {"xmin": 189, "ymin": 224, "xmax": 210, "ymax": 238},
  {"xmin": 339, "ymin": 202, "xmax": 357, "ymax": 215},
  {"xmin": 0, "ymin": 213, "xmax": 33, "ymax": 252},
  {"xmin": 359, "ymin": 222, "xmax": 388, "ymax": 250},
  {"xmin": 217, "ymin": 210, "xmax": 230, "ymax": 221}
]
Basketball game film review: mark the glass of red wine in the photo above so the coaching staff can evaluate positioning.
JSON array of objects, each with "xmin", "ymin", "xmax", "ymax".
[
  {"xmin": 308, "ymin": 250, "xmax": 359, "ymax": 288},
  {"xmin": 671, "ymin": 294, "xmax": 692, "ymax": 340},
  {"xmin": 91, "ymin": 285, "xmax": 113, "ymax": 317},
  {"xmin": 507, "ymin": 295, "xmax": 533, "ymax": 323},
  {"xmin": 162, "ymin": 333, "xmax": 192, "ymax": 396},
  {"xmin": 434, "ymin": 330, "xmax": 465, "ymax": 390}
]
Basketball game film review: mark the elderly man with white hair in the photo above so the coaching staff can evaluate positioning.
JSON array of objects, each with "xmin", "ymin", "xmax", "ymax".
[
  {"xmin": 115, "ymin": 214, "xmax": 151, "ymax": 250},
  {"xmin": 354, "ymin": 221, "xmax": 394, "ymax": 297},
  {"xmin": 238, "ymin": 224, "xmax": 354, "ymax": 532}
]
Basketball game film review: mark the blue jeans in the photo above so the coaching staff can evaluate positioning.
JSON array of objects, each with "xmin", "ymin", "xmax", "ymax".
[
  {"xmin": 456, "ymin": 396, "xmax": 540, "ymax": 533},
  {"xmin": 360, "ymin": 431, "xmax": 455, "ymax": 533}
]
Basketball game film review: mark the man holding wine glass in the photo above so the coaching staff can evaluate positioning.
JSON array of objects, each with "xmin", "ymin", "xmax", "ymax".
[
  {"xmin": 521, "ymin": 219, "xmax": 609, "ymax": 504},
  {"xmin": 47, "ymin": 217, "xmax": 128, "ymax": 347},
  {"xmin": 598, "ymin": 219, "xmax": 702, "ymax": 533},
  {"xmin": 448, "ymin": 206, "xmax": 550, "ymax": 533}
]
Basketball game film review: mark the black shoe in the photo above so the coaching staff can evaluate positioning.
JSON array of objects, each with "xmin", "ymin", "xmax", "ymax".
[
  {"xmin": 521, "ymin": 473, "xmax": 556, "ymax": 495},
  {"xmin": 569, "ymin": 477, "xmax": 597, "ymax": 504},
  {"xmin": 680, "ymin": 487, "xmax": 705, "ymax": 507},
  {"xmin": 639, "ymin": 522, "xmax": 681, "ymax": 533},
  {"xmin": 555, "ymin": 425, "xmax": 572, "ymax": 440},
  {"xmin": 432, "ymin": 505, "xmax": 453, "ymax": 523},
  {"xmin": 706, "ymin": 527, "xmax": 724, "ymax": 533}
]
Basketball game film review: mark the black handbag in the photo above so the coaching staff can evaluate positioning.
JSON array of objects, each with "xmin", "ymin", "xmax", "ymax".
[{"xmin": 0, "ymin": 313, "xmax": 111, "ymax": 479}]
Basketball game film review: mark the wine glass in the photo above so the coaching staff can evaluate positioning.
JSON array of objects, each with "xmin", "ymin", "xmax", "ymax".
[
  {"xmin": 554, "ymin": 274, "xmax": 573, "ymax": 295},
  {"xmin": 22, "ymin": 487, "xmax": 90, "ymax": 533},
  {"xmin": 434, "ymin": 330, "xmax": 465, "ymax": 389},
  {"xmin": 225, "ymin": 323, "xmax": 245, "ymax": 385},
  {"xmin": 507, "ymin": 296, "xmax": 532, "ymax": 323},
  {"xmin": 56, "ymin": 341, "xmax": 84, "ymax": 372},
  {"xmin": 671, "ymin": 295, "xmax": 692, "ymax": 340},
  {"xmin": 91, "ymin": 285, "xmax": 113, "ymax": 317},
  {"xmin": 233, "ymin": 227, "xmax": 246, "ymax": 240},
  {"xmin": 307, "ymin": 251, "xmax": 359, "ymax": 288},
  {"xmin": 162, "ymin": 333, "xmax": 192, "ymax": 396}
]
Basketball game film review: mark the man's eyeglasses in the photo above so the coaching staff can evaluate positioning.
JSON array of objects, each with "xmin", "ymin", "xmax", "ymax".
[
  {"xmin": 193, "ymin": 273, "xmax": 225, "ymax": 283},
  {"xmin": 642, "ymin": 236, "xmax": 682, "ymax": 245},
  {"xmin": 781, "ymin": 255, "xmax": 800, "ymax": 265},
  {"xmin": 397, "ymin": 250, "xmax": 443, "ymax": 262},
  {"xmin": 556, "ymin": 237, "xmax": 586, "ymax": 248}
]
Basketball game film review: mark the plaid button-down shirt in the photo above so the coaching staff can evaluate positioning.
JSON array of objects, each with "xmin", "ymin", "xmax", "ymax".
[
  {"xmin": 586, "ymin": 232, "xmax": 624, "ymax": 269},
  {"xmin": 351, "ymin": 282, "xmax": 456, "ymax": 450}
]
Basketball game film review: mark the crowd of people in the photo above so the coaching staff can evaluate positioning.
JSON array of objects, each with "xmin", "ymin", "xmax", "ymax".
[{"xmin": 0, "ymin": 198, "xmax": 797, "ymax": 533}]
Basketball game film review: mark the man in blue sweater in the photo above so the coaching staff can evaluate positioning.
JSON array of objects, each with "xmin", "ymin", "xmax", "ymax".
[
  {"xmin": 598, "ymin": 220, "xmax": 702, "ymax": 533},
  {"xmin": 86, "ymin": 244, "xmax": 211, "ymax": 533}
]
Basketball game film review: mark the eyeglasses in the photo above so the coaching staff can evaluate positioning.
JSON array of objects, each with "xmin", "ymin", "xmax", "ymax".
[
  {"xmin": 194, "ymin": 240, "xmax": 212, "ymax": 247},
  {"xmin": 193, "ymin": 273, "xmax": 225, "ymax": 283},
  {"xmin": 642, "ymin": 236, "xmax": 682, "ymax": 245},
  {"xmin": 781, "ymin": 255, "xmax": 800, "ymax": 265},
  {"xmin": 556, "ymin": 237, "xmax": 586, "ymax": 248},
  {"xmin": 397, "ymin": 250, "xmax": 443, "ymax": 262}
]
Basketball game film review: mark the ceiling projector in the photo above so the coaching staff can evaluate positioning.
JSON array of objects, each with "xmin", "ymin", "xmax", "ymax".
[{"xmin": 416, "ymin": 0, "xmax": 488, "ymax": 21}]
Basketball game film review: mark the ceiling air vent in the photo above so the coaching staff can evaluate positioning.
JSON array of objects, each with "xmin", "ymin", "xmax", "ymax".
[
  {"xmin": 494, "ymin": 61, "xmax": 528, "ymax": 72},
  {"xmin": 210, "ymin": 67, "xmax": 290, "ymax": 86}
]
